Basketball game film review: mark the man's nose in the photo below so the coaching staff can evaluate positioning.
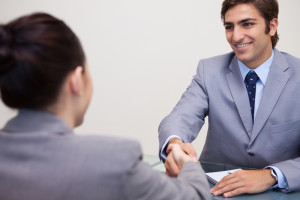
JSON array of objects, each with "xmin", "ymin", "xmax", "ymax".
[{"xmin": 232, "ymin": 27, "xmax": 244, "ymax": 43}]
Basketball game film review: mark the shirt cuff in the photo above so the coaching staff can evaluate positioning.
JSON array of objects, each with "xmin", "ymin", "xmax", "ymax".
[
  {"xmin": 160, "ymin": 135, "xmax": 182, "ymax": 162},
  {"xmin": 265, "ymin": 166, "xmax": 289, "ymax": 192}
]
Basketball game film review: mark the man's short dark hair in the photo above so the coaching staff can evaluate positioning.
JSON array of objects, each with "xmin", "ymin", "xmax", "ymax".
[{"xmin": 221, "ymin": 0, "xmax": 279, "ymax": 48}]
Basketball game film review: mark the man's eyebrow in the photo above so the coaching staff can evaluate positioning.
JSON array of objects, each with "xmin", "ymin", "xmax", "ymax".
[
  {"xmin": 224, "ymin": 18, "xmax": 257, "ymax": 25},
  {"xmin": 238, "ymin": 18, "xmax": 257, "ymax": 24}
]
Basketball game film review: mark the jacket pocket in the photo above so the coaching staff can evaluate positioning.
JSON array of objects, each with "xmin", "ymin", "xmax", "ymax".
[
  {"xmin": 269, "ymin": 120, "xmax": 300, "ymax": 134},
  {"xmin": 268, "ymin": 120, "xmax": 300, "ymax": 160}
]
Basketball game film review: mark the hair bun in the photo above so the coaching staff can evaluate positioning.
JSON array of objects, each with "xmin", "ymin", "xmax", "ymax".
[{"xmin": 0, "ymin": 25, "xmax": 16, "ymax": 78}]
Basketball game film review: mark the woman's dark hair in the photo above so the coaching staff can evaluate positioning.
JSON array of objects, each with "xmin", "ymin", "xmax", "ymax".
[
  {"xmin": 221, "ymin": 0, "xmax": 279, "ymax": 48},
  {"xmin": 0, "ymin": 12, "xmax": 85, "ymax": 109}
]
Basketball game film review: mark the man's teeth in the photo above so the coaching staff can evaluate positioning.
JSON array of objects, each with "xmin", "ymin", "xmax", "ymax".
[{"xmin": 236, "ymin": 43, "xmax": 250, "ymax": 48}]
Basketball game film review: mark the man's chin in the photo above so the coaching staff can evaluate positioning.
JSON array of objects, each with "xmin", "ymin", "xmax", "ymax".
[{"xmin": 75, "ymin": 117, "xmax": 84, "ymax": 128}]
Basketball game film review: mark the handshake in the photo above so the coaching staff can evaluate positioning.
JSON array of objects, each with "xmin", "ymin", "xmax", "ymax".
[{"xmin": 165, "ymin": 139, "xmax": 199, "ymax": 177}]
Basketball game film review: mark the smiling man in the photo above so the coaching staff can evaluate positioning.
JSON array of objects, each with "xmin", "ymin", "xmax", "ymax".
[{"xmin": 158, "ymin": 0, "xmax": 300, "ymax": 197}]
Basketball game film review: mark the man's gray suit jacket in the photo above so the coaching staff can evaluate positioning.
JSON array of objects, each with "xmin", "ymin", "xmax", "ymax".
[
  {"xmin": 159, "ymin": 48, "xmax": 300, "ymax": 191},
  {"xmin": 0, "ymin": 109, "xmax": 210, "ymax": 200}
]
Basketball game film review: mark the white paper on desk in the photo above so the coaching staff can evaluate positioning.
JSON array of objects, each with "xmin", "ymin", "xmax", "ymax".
[{"xmin": 206, "ymin": 168, "xmax": 242, "ymax": 185}]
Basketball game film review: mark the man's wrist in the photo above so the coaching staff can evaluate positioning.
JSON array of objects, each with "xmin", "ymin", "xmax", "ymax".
[
  {"xmin": 270, "ymin": 168, "xmax": 278, "ymax": 184},
  {"xmin": 160, "ymin": 136, "xmax": 182, "ymax": 162},
  {"xmin": 265, "ymin": 168, "xmax": 277, "ymax": 186},
  {"xmin": 167, "ymin": 138, "xmax": 183, "ymax": 154},
  {"xmin": 168, "ymin": 138, "xmax": 183, "ymax": 145},
  {"xmin": 265, "ymin": 166, "xmax": 289, "ymax": 191}
]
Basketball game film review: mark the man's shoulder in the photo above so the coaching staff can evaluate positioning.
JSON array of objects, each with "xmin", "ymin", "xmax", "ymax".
[
  {"xmin": 200, "ymin": 51, "xmax": 235, "ymax": 63},
  {"xmin": 195, "ymin": 51, "xmax": 236, "ymax": 73},
  {"xmin": 273, "ymin": 49, "xmax": 300, "ymax": 74},
  {"xmin": 277, "ymin": 50, "xmax": 300, "ymax": 64}
]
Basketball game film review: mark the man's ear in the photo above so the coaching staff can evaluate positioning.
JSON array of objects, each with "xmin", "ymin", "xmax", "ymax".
[
  {"xmin": 69, "ymin": 66, "xmax": 84, "ymax": 96},
  {"xmin": 269, "ymin": 18, "xmax": 278, "ymax": 36}
]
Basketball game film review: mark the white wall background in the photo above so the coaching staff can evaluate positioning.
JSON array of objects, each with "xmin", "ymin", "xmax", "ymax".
[{"xmin": 0, "ymin": 0, "xmax": 299, "ymax": 156}]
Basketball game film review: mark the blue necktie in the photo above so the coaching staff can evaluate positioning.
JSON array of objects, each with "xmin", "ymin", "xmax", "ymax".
[{"xmin": 245, "ymin": 71, "xmax": 259, "ymax": 120}]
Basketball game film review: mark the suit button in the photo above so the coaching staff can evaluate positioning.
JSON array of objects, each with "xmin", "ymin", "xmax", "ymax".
[{"xmin": 248, "ymin": 153, "xmax": 255, "ymax": 156}]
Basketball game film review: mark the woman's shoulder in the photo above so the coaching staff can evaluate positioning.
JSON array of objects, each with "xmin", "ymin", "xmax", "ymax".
[{"xmin": 65, "ymin": 134, "xmax": 143, "ymax": 162}]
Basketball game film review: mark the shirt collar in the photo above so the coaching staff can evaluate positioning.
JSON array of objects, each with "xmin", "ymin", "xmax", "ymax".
[{"xmin": 238, "ymin": 50, "xmax": 274, "ymax": 86}]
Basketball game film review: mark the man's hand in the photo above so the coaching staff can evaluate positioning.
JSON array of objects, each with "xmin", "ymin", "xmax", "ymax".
[
  {"xmin": 164, "ymin": 138, "xmax": 198, "ymax": 177},
  {"xmin": 210, "ymin": 169, "xmax": 277, "ymax": 197},
  {"xmin": 166, "ymin": 144, "xmax": 193, "ymax": 168}
]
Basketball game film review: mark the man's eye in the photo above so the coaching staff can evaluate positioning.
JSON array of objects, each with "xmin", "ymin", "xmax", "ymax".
[
  {"xmin": 243, "ymin": 23, "xmax": 254, "ymax": 27},
  {"xmin": 225, "ymin": 26, "xmax": 233, "ymax": 30}
]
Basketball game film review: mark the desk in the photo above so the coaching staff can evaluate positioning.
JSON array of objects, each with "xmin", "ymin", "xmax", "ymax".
[{"xmin": 143, "ymin": 154, "xmax": 300, "ymax": 200}]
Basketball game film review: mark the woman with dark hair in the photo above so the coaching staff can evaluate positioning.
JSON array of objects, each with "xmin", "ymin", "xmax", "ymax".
[{"xmin": 0, "ymin": 13, "xmax": 209, "ymax": 200}]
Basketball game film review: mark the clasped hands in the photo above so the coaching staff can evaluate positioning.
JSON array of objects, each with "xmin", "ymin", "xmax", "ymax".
[{"xmin": 165, "ymin": 139, "xmax": 277, "ymax": 197}]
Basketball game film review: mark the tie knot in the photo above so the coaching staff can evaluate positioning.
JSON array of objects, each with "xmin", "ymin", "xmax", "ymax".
[{"xmin": 245, "ymin": 71, "xmax": 259, "ymax": 85}]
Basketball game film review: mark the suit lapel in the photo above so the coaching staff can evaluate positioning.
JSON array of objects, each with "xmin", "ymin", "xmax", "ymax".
[
  {"xmin": 250, "ymin": 50, "xmax": 290, "ymax": 145},
  {"xmin": 226, "ymin": 58, "xmax": 253, "ymax": 137}
]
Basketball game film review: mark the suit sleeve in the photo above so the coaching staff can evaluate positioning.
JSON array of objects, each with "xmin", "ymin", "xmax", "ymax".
[
  {"xmin": 158, "ymin": 60, "xmax": 209, "ymax": 158},
  {"xmin": 272, "ymin": 158, "xmax": 300, "ymax": 192},
  {"xmin": 122, "ymin": 159, "xmax": 210, "ymax": 200}
]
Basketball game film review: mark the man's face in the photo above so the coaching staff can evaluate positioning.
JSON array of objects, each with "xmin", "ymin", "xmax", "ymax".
[{"xmin": 224, "ymin": 3, "xmax": 277, "ymax": 69}]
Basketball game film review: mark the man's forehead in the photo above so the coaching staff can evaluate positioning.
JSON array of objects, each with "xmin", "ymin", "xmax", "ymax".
[{"xmin": 224, "ymin": 3, "xmax": 260, "ymax": 23}]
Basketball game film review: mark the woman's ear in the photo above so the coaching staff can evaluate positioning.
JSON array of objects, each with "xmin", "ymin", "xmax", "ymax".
[{"xmin": 69, "ymin": 66, "xmax": 84, "ymax": 96}]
